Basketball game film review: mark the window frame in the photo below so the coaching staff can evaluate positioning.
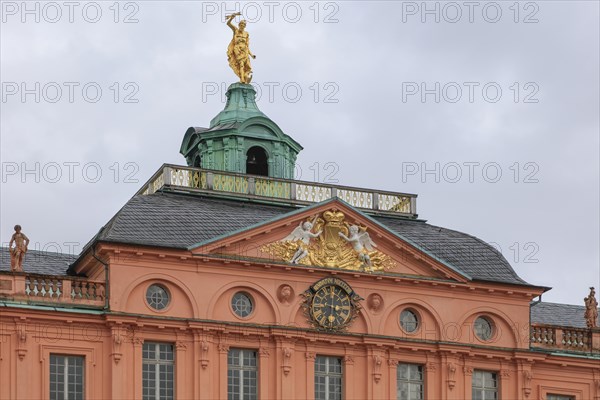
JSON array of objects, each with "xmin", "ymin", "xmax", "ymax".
[
  {"xmin": 227, "ymin": 348, "xmax": 259, "ymax": 400},
  {"xmin": 49, "ymin": 354, "xmax": 85, "ymax": 400},
  {"xmin": 142, "ymin": 342, "xmax": 175, "ymax": 400},
  {"xmin": 145, "ymin": 283, "xmax": 171, "ymax": 312},
  {"xmin": 540, "ymin": 387, "xmax": 582, "ymax": 400},
  {"xmin": 546, "ymin": 395, "xmax": 575, "ymax": 400},
  {"xmin": 399, "ymin": 309, "xmax": 420, "ymax": 334},
  {"xmin": 314, "ymin": 355, "xmax": 343, "ymax": 400},
  {"xmin": 42, "ymin": 345, "xmax": 94, "ymax": 400},
  {"xmin": 396, "ymin": 362, "xmax": 424, "ymax": 400},
  {"xmin": 472, "ymin": 369, "xmax": 498, "ymax": 400},
  {"xmin": 231, "ymin": 291, "xmax": 254, "ymax": 319},
  {"xmin": 473, "ymin": 316, "xmax": 495, "ymax": 342}
]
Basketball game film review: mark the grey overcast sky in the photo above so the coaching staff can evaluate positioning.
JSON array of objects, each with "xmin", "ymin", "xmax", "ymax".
[{"xmin": 1, "ymin": 1, "xmax": 598, "ymax": 306}]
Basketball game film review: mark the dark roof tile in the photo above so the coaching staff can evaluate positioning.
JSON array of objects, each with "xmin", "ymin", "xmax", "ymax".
[
  {"xmin": 530, "ymin": 301, "xmax": 593, "ymax": 329},
  {"xmin": 90, "ymin": 192, "xmax": 531, "ymax": 286},
  {"xmin": 0, "ymin": 247, "xmax": 75, "ymax": 276}
]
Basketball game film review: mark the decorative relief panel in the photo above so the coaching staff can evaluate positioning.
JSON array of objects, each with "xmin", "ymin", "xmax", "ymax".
[{"xmin": 260, "ymin": 209, "xmax": 396, "ymax": 272}]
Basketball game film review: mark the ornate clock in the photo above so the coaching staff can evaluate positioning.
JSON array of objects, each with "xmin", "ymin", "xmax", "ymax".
[{"xmin": 302, "ymin": 278, "xmax": 362, "ymax": 331}]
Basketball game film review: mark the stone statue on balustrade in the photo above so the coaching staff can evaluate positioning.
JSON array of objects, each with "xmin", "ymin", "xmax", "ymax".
[
  {"xmin": 9, "ymin": 225, "xmax": 29, "ymax": 272},
  {"xmin": 584, "ymin": 287, "xmax": 598, "ymax": 329}
]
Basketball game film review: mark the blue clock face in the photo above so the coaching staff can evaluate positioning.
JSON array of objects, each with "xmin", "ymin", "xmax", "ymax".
[{"xmin": 311, "ymin": 285, "xmax": 353, "ymax": 329}]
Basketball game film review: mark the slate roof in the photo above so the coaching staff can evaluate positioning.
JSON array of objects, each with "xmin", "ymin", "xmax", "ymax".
[
  {"xmin": 375, "ymin": 216, "xmax": 529, "ymax": 286},
  {"xmin": 530, "ymin": 301, "xmax": 593, "ymax": 329},
  {"xmin": 86, "ymin": 191, "xmax": 532, "ymax": 286},
  {"xmin": 0, "ymin": 247, "xmax": 75, "ymax": 276}
]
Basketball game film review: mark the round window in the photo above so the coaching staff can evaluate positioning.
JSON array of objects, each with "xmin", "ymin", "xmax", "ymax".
[
  {"xmin": 400, "ymin": 309, "xmax": 419, "ymax": 333},
  {"xmin": 232, "ymin": 292, "xmax": 253, "ymax": 318},
  {"xmin": 146, "ymin": 284, "xmax": 170, "ymax": 311},
  {"xmin": 474, "ymin": 316, "xmax": 494, "ymax": 341}
]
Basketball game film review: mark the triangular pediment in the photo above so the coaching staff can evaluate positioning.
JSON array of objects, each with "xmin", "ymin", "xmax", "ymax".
[{"xmin": 189, "ymin": 199, "xmax": 469, "ymax": 283}]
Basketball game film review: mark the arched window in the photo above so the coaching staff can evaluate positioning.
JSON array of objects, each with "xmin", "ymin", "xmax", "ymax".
[
  {"xmin": 193, "ymin": 154, "xmax": 202, "ymax": 168},
  {"xmin": 246, "ymin": 146, "xmax": 268, "ymax": 176}
]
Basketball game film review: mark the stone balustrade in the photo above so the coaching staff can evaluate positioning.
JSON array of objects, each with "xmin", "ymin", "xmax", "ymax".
[
  {"xmin": 138, "ymin": 164, "xmax": 418, "ymax": 217},
  {"xmin": 0, "ymin": 273, "xmax": 105, "ymax": 308},
  {"xmin": 530, "ymin": 324, "xmax": 598, "ymax": 353}
]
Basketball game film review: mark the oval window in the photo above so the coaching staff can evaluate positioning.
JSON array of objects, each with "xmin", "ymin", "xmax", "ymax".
[
  {"xmin": 474, "ymin": 316, "xmax": 494, "ymax": 341},
  {"xmin": 400, "ymin": 309, "xmax": 419, "ymax": 333},
  {"xmin": 146, "ymin": 284, "xmax": 170, "ymax": 311},
  {"xmin": 231, "ymin": 292, "xmax": 254, "ymax": 318}
]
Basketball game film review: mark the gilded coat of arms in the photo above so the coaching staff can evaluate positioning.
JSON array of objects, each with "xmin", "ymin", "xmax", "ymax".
[{"xmin": 260, "ymin": 210, "xmax": 396, "ymax": 272}]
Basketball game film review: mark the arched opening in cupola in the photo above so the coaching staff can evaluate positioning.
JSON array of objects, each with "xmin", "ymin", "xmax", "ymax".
[
  {"xmin": 246, "ymin": 146, "xmax": 268, "ymax": 176},
  {"xmin": 193, "ymin": 154, "xmax": 202, "ymax": 168}
]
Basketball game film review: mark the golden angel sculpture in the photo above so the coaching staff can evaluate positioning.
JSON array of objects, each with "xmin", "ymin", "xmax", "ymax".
[
  {"xmin": 338, "ymin": 225, "xmax": 378, "ymax": 271},
  {"xmin": 281, "ymin": 219, "xmax": 322, "ymax": 264},
  {"xmin": 226, "ymin": 13, "xmax": 256, "ymax": 84}
]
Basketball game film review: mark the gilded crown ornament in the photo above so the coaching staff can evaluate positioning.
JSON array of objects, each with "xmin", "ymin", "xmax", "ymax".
[{"xmin": 260, "ymin": 210, "xmax": 397, "ymax": 272}]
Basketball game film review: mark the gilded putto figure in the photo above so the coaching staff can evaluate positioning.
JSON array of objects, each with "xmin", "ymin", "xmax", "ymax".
[
  {"xmin": 281, "ymin": 218, "xmax": 322, "ymax": 264},
  {"xmin": 338, "ymin": 225, "xmax": 377, "ymax": 270}
]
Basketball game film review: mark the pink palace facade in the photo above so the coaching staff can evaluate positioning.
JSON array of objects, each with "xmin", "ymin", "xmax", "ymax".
[{"xmin": 1, "ymin": 83, "xmax": 599, "ymax": 400}]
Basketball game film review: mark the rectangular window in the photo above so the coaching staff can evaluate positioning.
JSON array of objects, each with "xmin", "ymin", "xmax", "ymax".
[
  {"xmin": 315, "ymin": 356, "xmax": 343, "ymax": 400},
  {"xmin": 547, "ymin": 396, "xmax": 574, "ymax": 400},
  {"xmin": 397, "ymin": 363, "xmax": 424, "ymax": 400},
  {"xmin": 142, "ymin": 342, "xmax": 174, "ymax": 400},
  {"xmin": 472, "ymin": 370, "xmax": 498, "ymax": 400},
  {"xmin": 49, "ymin": 354, "xmax": 85, "ymax": 400},
  {"xmin": 227, "ymin": 348, "xmax": 258, "ymax": 400}
]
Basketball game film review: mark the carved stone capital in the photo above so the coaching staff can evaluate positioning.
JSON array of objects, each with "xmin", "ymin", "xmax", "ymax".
[
  {"xmin": 425, "ymin": 362, "xmax": 437, "ymax": 372},
  {"xmin": 175, "ymin": 341, "xmax": 187, "ymax": 351},
  {"xmin": 259, "ymin": 347, "xmax": 270, "ymax": 358},
  {"xmin": 305, "ymin": 352, "xmax": 316, "ymax": 360},
  {"xmin": 218, "ymin": 344, "xmax": 230, "ymax": 353}
]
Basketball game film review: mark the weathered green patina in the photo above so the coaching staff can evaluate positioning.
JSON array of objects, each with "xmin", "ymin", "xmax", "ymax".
[{"xmin": 180, "ymin": 83, "xmax": 302, "ymax": 179}]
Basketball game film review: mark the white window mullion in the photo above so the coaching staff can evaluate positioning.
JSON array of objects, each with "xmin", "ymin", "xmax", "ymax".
[
  {"xmin": 325, "ymin": 358, "xmax": 330, "ymax": 400},
  {"xmin": 239, "ymin": 353, "xmax": 244, "ymax": 399},
  {"xmin": 154, "ymin": 355, "xmax": 160, "ymax": 400},
  {"xmin": 63, "ymin": 357, "xmax": 69, "ymax": 400}
]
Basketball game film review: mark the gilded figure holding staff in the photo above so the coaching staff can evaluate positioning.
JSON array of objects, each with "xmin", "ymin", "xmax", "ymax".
[{"xmin": 226, "ymin": 13, "xmax": 256, "ymax": 84}]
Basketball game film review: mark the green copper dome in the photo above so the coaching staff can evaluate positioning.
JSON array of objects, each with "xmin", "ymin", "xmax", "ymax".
[{"xmin": 180, "ymin": 83, "xmax": 302, "ymax": 179}]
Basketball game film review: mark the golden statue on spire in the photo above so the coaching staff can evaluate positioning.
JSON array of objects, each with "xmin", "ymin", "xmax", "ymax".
[{"xmin": 226, "ymin": 13, "xmax": 256, "ymax": 84}]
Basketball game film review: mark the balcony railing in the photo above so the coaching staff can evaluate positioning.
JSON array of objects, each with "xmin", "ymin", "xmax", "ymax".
[
  {"xmin": 530, "ymin": 324, "xmax": 598, "ymax": 353},
  {"xmin": 0, "ymin": 273, "xmax": 105, "ymax": 308},
  {"xmin": 138, "ymin": 165, "xmax": 418, "ymax": 217}
]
